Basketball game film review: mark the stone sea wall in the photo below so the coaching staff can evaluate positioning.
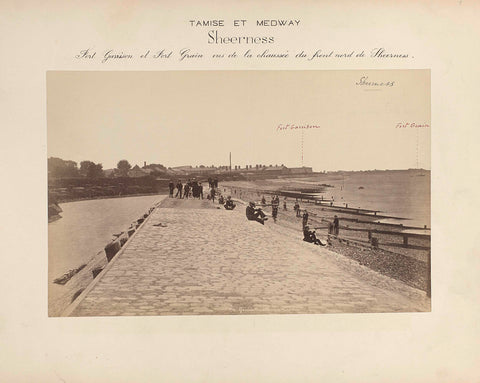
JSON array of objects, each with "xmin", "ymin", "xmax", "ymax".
[{"xmin": 49, "ymin": 202, "xmax": 158, "ymax": 317}]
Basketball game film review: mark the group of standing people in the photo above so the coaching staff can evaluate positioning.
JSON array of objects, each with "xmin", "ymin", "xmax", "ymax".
[
  {"xmin": 207, "ymin": 178, "xmax": 218, "ymax": 189},
  {"xmin": 167, "ymin": 178, "xmax": 223, "ymax": 203},
  {"xmin": 169, "ymin": 179, "xmax": 204, "ymax": 199}
]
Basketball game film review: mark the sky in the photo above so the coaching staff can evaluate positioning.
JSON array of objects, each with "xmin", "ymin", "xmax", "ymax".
[{"xmin": 47, "ymin": 70, "xmax": 430, "ymax": 171}]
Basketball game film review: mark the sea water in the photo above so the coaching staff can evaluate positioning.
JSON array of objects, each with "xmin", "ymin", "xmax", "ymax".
[
  {"xmin": 292, "ymin": 170, "xmax": 430, "ymax": 228},
  {"xmin": 48, "ymin": 194, "xmax": 165, "ymax": 282}
]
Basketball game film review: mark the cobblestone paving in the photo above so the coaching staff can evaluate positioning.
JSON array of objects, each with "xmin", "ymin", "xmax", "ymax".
[{"xmin": 70, "ymin": 200, "xmax": 430, "ymax": 316}]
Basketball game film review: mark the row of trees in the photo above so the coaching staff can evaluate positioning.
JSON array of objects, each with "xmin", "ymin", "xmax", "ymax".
[
  {"xmin": 47, "ymin": 157, "xmax": 80, "ymax": 178},
  {"xmin": 116, "ymin": 159, "xmax": 131, "ymax": 176},
  {"xmin": 48, "ymin": 157, "xmax": 135, "ymax": 179}
]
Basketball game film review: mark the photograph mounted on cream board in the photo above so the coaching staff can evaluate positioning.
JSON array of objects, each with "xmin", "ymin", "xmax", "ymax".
[{"xmin": 2, "ymin": 0, "xmax": 479, "ymax": 381}]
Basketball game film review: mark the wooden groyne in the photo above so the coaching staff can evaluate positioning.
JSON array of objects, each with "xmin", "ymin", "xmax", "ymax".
[{"xmin": 223, "ymin": 184, "xmax": 429, "ymax": 230}]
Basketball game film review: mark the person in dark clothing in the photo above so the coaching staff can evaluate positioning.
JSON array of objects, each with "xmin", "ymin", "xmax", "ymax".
[
  {"xmin": 271, "ymin": 195, "xmax": 279, "ymax": 223},
  {"xmin": 303, "ymin": 225, "xmax": 322, "ymax": 246},
  {"xmin": 199, "ymin": 182, "xmax": 204, "ymax": 199},
  {"xmin": 224, "ymin": 196, "xmax": 236, "ymax": 210},
  {"xmin": 333, "ymin": 215, "xmax": 340, "ymax": 235},
  {"xmin": 283, "ymin": 198, "xmax": 287, "ymax": 210},
  {"xmin": 168, "ymin": 180, "xmax": 174, "ymax": 198},
  {"xmin": 175, "ymin": 180, "xmax": 183, "ymax": 198},
  {"xmin": 214, "ymin": 178, "xmax": 218, "ymax": 188},
  {"xmin": 184, "ymin": 183, "xmax": 190, "ymax": 199},
  {"xmin": 218, "ymin": 195, "xmax": 225, "ymax": 205},
  {"xmin": 294, "ymin": 200, "xmax": 301, "ymax": 217},
  {"xmin": 210, "ymin": 187, "xmax": 216, "ymax": 202},
  {"xmin": 272, "ymin": 205, "xmax": 278, "ymax": 222},
  {"xmin": 186, "ymin": 179, "xmax": 193, "ymax": 198},
  {"xmin": 302, "ymin": 210, "xmax": 309, "ymax": 228},
  {"xmin": 191, "ymin": 180, "xmax": 199, "ymax": 198},
  {"xmin": 246, "ymin": 202, "xmax": 268, "ymax": 224},
  {"xmin": 261, "ymin": 196, "xmax": 266, "ymax": 205}
]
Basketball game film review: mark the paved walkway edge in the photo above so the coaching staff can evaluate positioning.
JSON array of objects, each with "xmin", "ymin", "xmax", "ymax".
[{"xmin": 60, "ymin": 205, "xmax": 158, "ymax": 317}]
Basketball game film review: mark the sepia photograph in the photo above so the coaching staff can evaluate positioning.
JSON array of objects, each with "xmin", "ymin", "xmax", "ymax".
[{"xmin": 47, "ymin": 70, "xmax": 431, "ymax": 317}]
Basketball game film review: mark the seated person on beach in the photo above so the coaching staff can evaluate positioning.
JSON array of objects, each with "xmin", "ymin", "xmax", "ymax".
[
  {"xmin": 218, "ymin": 195, "xmax": 225, "ymax": 205},
  {"xmin": 224, "ymin": 196, "xmax": 236, "ymax": 210},
  {"xmin": 303, "ymin": 225, "xmax": 322, "ymax": 246},
  {"xmin": 246, "ymin": 202, "xmax": 268, "ymax": 224}
]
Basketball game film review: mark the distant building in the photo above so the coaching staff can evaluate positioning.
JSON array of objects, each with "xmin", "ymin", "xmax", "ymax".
[
  {"xmin": 264, "ymin": 165, "xmax": 287, "ymax": 174},
  {"xmin": 169, "ymin": 165, "xmax": 193, "ymax": 172},
  {"xmin": 103, "ymin": 169, "xmax": 116, "ymax": 177},
  {"xmin": 288, "ymin": 167, "xmax": 313, "ymax": 174},
  {"xmin": 162, "ymin": 163, "xmax": 314, "ymax": 177},
  {"xmin": 128, "ymin": 164, "xmax": 149, "ymax": 178},
  {"xmin": 143, "ymin": 164, "xmax": 167, "ymax": 174}
]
